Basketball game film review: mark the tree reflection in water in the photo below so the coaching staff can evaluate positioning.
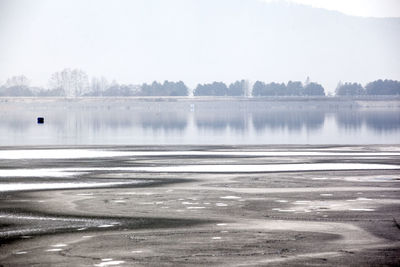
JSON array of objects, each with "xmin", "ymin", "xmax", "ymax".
[{"xmin": 0, "ymin": 101, "xmax": 399, "ymax": 144}]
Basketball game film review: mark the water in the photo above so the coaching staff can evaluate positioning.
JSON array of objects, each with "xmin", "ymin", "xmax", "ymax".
[{"xmin": 0, "ymin": 100, "xmax": 399, "ymax": 145}]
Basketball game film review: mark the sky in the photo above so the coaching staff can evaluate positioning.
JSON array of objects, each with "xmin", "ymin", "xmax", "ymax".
[
  {"xmin": 0, "ymin": 0, "xmax": 399, "ymax": 92},
  {"xmin": 265, "ymin": 0, "xmax": 400, "ymax": 18}
]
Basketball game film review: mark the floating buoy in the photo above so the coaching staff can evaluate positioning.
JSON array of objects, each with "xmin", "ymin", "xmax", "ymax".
[{"xmin": 37, "ymin": 117, "xmax": 44, "ymax": 124}]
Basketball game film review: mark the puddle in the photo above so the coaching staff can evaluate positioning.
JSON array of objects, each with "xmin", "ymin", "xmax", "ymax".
[
  {"xmin": 0, "ymin": 181, "xmax": 142, "ymax": 192},
  {"xmin": 345, "ymin": 176, "xmax": 400, "ymax": 182},
  {"xmin": 0, "ymin": 149, "xmax": 136, "ymax": 159},
  {"xmin": 3, "ymin": 163, "xmax": 398, "ymax": 181},
  {"xmin": 272, "ymin": 208, "xmax": 296, "ymax": 212},
  {"xmin": 51, "ymin": 244, "xmax": 67, "ymax": 247},
  {"xmin": 2, "ymin": 149, "xmax": 399, "ymax": 159},
  {"xmin": 140, "ymin": 202, "xmax": 155, "ymax": 205},
  {"xmin": 117, "ymin": 192, "xmax": 155, "ymax": 196},
  {"xmin": 182, "ymin": 202, "xmax": 198, "ymax": 205},
  {"xmin": 220, "ymin": 196, "xmax": 241, "ymax": 200},
  {"xmin": 98, "ymin": 224, "xmax": 117, "ymax": 228},
  {"xmin": 14, "ymin": 251, "xmax": 28, "ymax": 255},
  {"xmin": 114, "ymin": 163, "xmax": 400, "ymax": 173},
  {"xmin": 46, "ymin": 248, "xmax": 63, "ymax": 252},
  {"xmin": 294, "ymin": 201, "xmax": 311, "ymax": 204},
  {"xmin": 0, "ymin": 169, "xmax": 85, "ymax": 178},
  {"xmin": 94, "ymin": 260, "xmax": 125, "ymax": 267}
]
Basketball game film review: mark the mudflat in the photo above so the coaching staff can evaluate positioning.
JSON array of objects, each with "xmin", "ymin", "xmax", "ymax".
[{"xmin": 0, "ymin": 145, "xmax": 399, "ymax": 266}]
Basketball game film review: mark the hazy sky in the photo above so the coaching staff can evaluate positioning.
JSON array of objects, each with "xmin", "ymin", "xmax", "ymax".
[
  {"xmin": 0, "ymin": 0, "xmax": 399, "ymax": 92},
  {"xmin": 266, "ymin": 0, "xmax": 400, "ymax": 17}
]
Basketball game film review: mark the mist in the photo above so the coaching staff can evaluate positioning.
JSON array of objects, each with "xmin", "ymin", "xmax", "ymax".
[
  {"xmin": 0, "ymin": 0, "xmax": 399, "ymax": 92},
  {"xmin": 1, "ymin": 1, "xmax": 400, "ymax": 265}
]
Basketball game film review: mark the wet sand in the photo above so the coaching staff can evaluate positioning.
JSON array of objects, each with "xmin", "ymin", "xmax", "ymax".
[{"xmin": 0, "ymin": 145, "xmax": 399, "ymax": 266}]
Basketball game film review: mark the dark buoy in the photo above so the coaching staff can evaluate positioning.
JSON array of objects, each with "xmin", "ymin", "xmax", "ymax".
[{"xmin": 37, "ymin": 117, "xmax": 44, "ymax": 124}]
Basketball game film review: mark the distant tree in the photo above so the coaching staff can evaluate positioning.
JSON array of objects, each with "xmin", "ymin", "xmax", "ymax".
[
  {"xmin": 194, "ymin": 84, "xmax": 207, "ymax": 96},
  {"xmin": 162, "ymin": 81, "xmax": 189, "ymax": 96},
  {"xmin": 365, "ymin": 79, "xmax": 400, "ymax": 95},
  {"xmin": 103, "ymin": 85, "xmax": 130, "ymax": 96},
  {"xmin": 336, "ymin": 82, "xmax": 364, "ymax": 96},
  {"xmin": 37, "ymin": 88, "xmax": 65, "ymax": 97},
  {"xmin": 252, "ymin": 81, "xmax": 266, "ymax": 96},
  {"xmin": 96, "ymin": 81, "xmax": 140, "ymax": 96},
  {"xmin": 5, "ymin": 75, "xmax": 30, "ymax": 88},
  {"xmin": 286, "ymin": 81, "xmax": 303, "ymax": 96},
  {"xmin": 90, "ymin": 76, "xmax": 109, "ymax": 96},
  {"xmin": 141, "ymin": 81, "xmax": 161, "ymax": 96},
  {"xmin": 251, "ymin": 81, "xmax": 287, "ymax": 96},
  {"xmin": 0, "ymin": 85, "xmax": 34, "ymax": 96},
  {"xmin": 140, "ymin": 81, "xmax": 187, "ymax": 96},
  {"xmin": 227, "ymin": 80, "xmax": 246, "ymax": 96},
  {"xmin": 48, "ymin": 68, "xmax": 89, "ymax": 97},
  {"xmin": 303, "ymin": 82, "xmax": 325, "ymax": 96},
  {"xmin": 0, "ymin": 75, "xmax": 34, "ymax": 96},
  {"xmin": 267, "ymin": 82, "xmax": 286, "ymax": 96},
  {"xmin": 194, "ymin": 82, "xmax": 228, "ymax": 96}
]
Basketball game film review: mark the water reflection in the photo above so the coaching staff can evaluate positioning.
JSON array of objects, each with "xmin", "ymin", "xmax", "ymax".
[
  {"xmin": 364, "ymin": 111, "xmax": 400, "ymax": 132},
  {"xmin": 0, "ymin": 102, "xmax": 399, "ymax": 145},
  {"xmin": 335, "ymin": 111, "xmax": 363, "ymax": 131},
  {"xmin": 195, "ymin": 110, "xmax": 248, "ymax": 131},
  {"xmin": 139, "ymin": 112, "xmax": 187, "ymax": 131},
  {"xmin": 335, "ymin": 110, "xmax": 400, "ymax": 132},
  {"xmin": 252, "ymin": 110, "xmax": 325, "ymax": 131}
]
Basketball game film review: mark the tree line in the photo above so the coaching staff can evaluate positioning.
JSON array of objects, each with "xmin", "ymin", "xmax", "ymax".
[
  {"xmin": 1, "ymin": 69, "xmax": 399, "ymax": 97},
  {"xmin": 335, "ymin": 80, "xmax": 400, "ymax": 96}
]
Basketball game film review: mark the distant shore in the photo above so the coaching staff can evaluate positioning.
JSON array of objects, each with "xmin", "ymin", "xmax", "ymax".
[{"xmin": 1, "ymin": 96, "xmax": 400, "ymax": 108}]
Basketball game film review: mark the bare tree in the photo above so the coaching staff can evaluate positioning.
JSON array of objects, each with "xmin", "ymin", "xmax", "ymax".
[
  {"xmin": 90, "ymin": 76, "xmax": 109, "ymax": 96},
  {"xmin": 5, "ymin": 75, "xmax": 30, "ymax": 88},
  {"xmin": 49, "ymin": 68, "xmax": 89, "ymax": 97}
]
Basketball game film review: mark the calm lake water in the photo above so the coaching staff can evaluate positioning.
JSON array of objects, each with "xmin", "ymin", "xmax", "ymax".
[{"xmin": 0, "ymin": 99, "xmax": 399, "ymax": 145}]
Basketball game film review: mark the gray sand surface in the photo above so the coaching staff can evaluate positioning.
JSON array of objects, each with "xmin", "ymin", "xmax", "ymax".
[{"xmin": 0, "ymin": 145, "xmax": 399, "ymax": 266}]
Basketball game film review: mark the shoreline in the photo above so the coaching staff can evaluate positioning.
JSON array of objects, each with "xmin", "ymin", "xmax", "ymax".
[{"xmin": 1, "ymin": 96, "xmax": 400, "ymax": 108}]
